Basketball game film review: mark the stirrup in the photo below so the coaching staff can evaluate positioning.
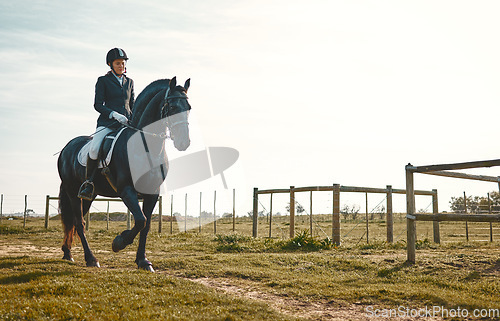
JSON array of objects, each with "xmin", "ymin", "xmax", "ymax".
[{"xmin": 77, "ymin": 180, "xmax": 95, "ymax": 200}]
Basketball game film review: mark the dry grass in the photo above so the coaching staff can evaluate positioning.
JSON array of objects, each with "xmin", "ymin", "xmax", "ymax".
[{"xmin": 0, "ymin": 216, "xmax": 499, "ymax": 320}]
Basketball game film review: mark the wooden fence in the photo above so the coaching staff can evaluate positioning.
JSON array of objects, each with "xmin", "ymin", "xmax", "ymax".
[
  {"xmin": 405, "ymin": 159, "xmax": 500, "ymax": 264},
  {"xmin": 253, "ymin": 184, "xmax": 437, "ymax": 245},
  {"xmin": 44, "ymin": 196, "xmax": 163, "ymax": 232},
  {"xmin": 43, "ymin": 189, "xmax": 237, "ymax": 234}
]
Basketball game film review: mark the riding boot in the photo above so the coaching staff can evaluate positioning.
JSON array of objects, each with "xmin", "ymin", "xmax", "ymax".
[{"xmin": 77, "ymin": 157, "xmax": 99, "ymax": 200}]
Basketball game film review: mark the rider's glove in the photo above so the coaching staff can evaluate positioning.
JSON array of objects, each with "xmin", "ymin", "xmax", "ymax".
[{"xmin": 111, "ymin": 112, "xmax": 128, "ymax": 124}]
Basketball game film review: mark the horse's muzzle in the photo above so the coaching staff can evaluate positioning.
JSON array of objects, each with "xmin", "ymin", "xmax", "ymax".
[{"xmin": 174, "ymin": 138, "xmax": 190, "ymax": 151}]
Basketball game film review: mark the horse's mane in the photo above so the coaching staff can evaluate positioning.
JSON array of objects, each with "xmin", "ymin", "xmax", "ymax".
[{"xmin": 131, "ymin": 79, "xmax": 170, "ymax": 126}]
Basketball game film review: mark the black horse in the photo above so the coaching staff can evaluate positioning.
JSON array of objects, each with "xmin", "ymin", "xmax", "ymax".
[{"xmin": 57, "ymin": 77, "xmax": 191, "ymax": 272}]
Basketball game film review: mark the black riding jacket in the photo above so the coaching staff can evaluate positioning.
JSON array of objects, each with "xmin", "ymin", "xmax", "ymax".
[{"xmin": 94, "ymin": 71, "xmax": 135, "ymax": 129}]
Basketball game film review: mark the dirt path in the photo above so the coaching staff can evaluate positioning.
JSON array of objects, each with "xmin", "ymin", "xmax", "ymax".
[
  {"xmin": 0, "ymin": 240, "xmax": 62, "ymax": 258},
  {"xmin": 190, "ymin": 276, "xmax": 365, "ymax": 320},
  {"xmin": 170, "ymin": 275, "xmax": 443, "ymax": 321}
]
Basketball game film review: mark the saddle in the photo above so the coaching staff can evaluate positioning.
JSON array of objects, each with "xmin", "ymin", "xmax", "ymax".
[
  {"xmin": 77, "ymin": 128, "xmax": 126, "ymax": 191},
  {"xmin": 77, "ymin": 128, "xmax": 126, "ymax": 168}
]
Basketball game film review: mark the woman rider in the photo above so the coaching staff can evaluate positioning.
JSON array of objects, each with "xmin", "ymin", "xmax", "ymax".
[{"xmin": 78, "ymin": 48, "xmax": 135, "ymax": 200}]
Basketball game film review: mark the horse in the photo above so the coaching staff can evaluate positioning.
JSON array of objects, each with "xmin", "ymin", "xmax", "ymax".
[{"xmin": 57, "ymin": 77, "xmax": 191, "ymax": 272}]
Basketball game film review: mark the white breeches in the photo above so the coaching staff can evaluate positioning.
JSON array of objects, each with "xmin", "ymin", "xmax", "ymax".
[{"xmin": 88, "ymin": 127, "xmax": 114, "ymax": 160}]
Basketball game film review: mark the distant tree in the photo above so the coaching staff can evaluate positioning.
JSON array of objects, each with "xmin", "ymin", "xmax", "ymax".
[
  {"xmin": 341, "ymin": 205, "xmax": 350, "ymax": 221},
  {"xmin": 449, "ymin": 194, "xmax": 490, "ymax": 213},
  {"xmin": 246, "ymin": 210, "xmax": 265, "ymax": 218},
  {"xmin": 341, "ymin": 204, "xmax": 360, "ymax": 221},
  {"xmin": 376, "ymin": 205, "xmax": 386, "ymax": 220},
  {"xmin": 480, "ymin": 191, "xmax": 500, "ymax": 213},
  {"xmin": 200, "ymin": 211, "xmax": 212, "ymax": 218},
  {"xmin": 490, "ymin": 191, "xmax": 500, "ymax": 209},
  {"xmin": 286, "ymin": 202, "xmax": 306, "ymax": 215},
  {"xmin": 369, "ymin": 205, "xmax": 386, "ymax": 220}
]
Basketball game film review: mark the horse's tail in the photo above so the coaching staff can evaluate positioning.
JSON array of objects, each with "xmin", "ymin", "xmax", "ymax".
[{"xmin": 59, "ymin": 184, "xmax": 75, "ymax": 248}]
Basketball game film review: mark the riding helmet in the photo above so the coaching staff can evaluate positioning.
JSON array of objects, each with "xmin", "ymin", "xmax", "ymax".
[{"xmin": 106, "ymin": 48, "xmax": 128, "ymax": 66}]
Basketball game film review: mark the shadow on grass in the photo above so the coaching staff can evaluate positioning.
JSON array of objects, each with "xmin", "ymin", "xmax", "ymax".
[
  {"xmin": 0, "ymin": 256, "xmax": 77, "ymax": 284},
  {"xmin": 377, "ymin": 261, "xmax": 412, "ymax": 278}
]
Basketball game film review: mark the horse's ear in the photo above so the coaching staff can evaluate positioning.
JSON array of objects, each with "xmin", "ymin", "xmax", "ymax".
[
  {"xmin": 169, "ymin": 77, "xmax": 177, "ymax": 90},
  {"xmin": 184, "ymin": 78, "xmax": 190, "ymax": 92}
]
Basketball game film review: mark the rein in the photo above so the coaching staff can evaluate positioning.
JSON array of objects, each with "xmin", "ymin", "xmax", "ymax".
[
  {"xmin": 124, "ymin": 92, "xmax": 190, "ymax": 139},
  {"xmin": 122, "ymin": 122, "xmax": 170, "ymax": 139}
]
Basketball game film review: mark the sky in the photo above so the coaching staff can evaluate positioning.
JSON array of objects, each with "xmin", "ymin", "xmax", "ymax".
[{"xmin": 1, "ymin": 0, "xmax": 500, "ymax": 220}]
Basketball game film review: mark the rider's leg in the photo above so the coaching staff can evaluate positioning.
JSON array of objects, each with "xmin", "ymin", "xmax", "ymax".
[{"xmin": 78, "ymin": 127, "xmax": 113, "ymax": 200}]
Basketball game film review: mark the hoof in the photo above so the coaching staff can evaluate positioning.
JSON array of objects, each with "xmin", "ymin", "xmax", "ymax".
[
  {"xmin": 112, "ymin": 235, "xmax": 127, "ymax": 252},
  {"xmin": 137, "ymin": 258, "xmax": 155, "ymax": 272},
  {"xmin": 62, "ymin": 246, "xmax": 73, "ymax": 262},
  {"xmin": 86, "ymin": 259, "xmax": 100, "ymax": 268},
  {"xmin": 62, "ymin": 255, "xmax": 74, "ymax": 262}
]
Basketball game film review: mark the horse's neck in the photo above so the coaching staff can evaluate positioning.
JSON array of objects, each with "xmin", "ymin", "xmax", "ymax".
[
  {"xmin": 136, "ymin": 109, "xmax": 160, "ymax": 129},
  {"xmin": 135, "ymin": 103, "xmax": 167, "ymax": 154},
  {"xmin": 131, "ymin": 80, "xmax": 169, "ymax": 125},
  {"xmin": 136, "ymin": 93, "xmax": 162, "ymax": 129},
  {"xmin": 132, "ymin": 84, "xmax": 168, "ymax": 153}
]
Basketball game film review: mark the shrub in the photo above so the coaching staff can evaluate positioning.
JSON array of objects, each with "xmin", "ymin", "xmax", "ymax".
[
  {"xmin": 214, "ymin": 234, "xmax": 251, "ymax": 252},
  {"xmin": 276, "ymin": 230, "xmax": 332, "ymax": 252}
]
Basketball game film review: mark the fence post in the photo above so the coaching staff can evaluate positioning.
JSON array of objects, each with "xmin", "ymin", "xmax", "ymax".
[
  {"xmin": 45, "ymin": 195, "xmax": 50, "ymax": 229},
  {"xmin": 365, "ymin": 192, "xmax": 369, "ymax": 244},
  {"xmin": 488, "ymin": 193, "xmax": 493, "ymax": 242},
  {"xmin": 158, "ymin": 196, "xmax": 163, "ymax": 234},
  {"xmin": 106, "ymin": 201, "xmax": 110, "ymax": 231},
  {"xmin": 464, "ymin": 191, "xmax": 469, "ymax": 241},
  {"xmin": 290, "ymin": 186, "xmax": 295, "ymax": 238},
  {"xmin": 406, "ymin": 165, "xmax": 416, "ymax": 264},
  {"xmin": 170, "ymin": 194, "xmax": 174, "ymax": 234},
  {"xmin": 185, "ymin": 193, "xmax": 188, "ymax": 233},
  {"xmin": 232, "ymin": 189, "xmax": 236, "ymax": 232},
  {"xmin": 199, "ymin": 192, "xmax": 202, "ymax": 233},
  {"xmin": 252, "ymin": 188, "xmax": 258, "ymax": 238},
  {"xmin": 432, "ymin": 189, "xmax": 440, "ymax": 243},
  {"xmin": 0, "ymin": 194, "xmax": 3, "ymax": 225},
  {"xmin": 23, "ymin": 195, "xmax": 27, "ymax": 229},
  {"xmin": 213, "ymin": 191, "xmax": 216, "ymax": 234},
  {"xmin": 126, "ymin": 209, "xmax": 130, "ymax": 230},
  {"xmin": 310, "ymin": 191, "xmax": 313, "ymax": 237},
  {"xmin": 332, "ymin": 184, "xmax": 341, "ymax": 245},
  {"xmin": 386, "ymin": 185, "xmax": 393, "ymax": 243},
  {"xmin": 269, "ymin": 193, "xmax": 273, "ymax": 238}
]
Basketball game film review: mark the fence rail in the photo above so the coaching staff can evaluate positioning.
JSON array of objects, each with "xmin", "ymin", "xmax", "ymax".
[
  {"xmin": 44, "ymin": 196, "xmax": 163, "ymax": 232},
  {"xmin": 41, "ymin": 190, "xmax": 237, "ymax": 234},
  {"xmin": 406, "ymin": 159, "xmax": 500, "ymax": 264},
  {"xmin": 253, "ymin": 184, "xmax": 437, "ymax": 245}
]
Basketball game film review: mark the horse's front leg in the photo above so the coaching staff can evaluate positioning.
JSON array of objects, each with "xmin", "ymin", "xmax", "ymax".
[
  {"xmin": 135, "ymin": 194, "xmax": 158, "ymax": 272},
  {"xmin": 112, "ymin": 186, "xmax": 146, "ymax": 252}
]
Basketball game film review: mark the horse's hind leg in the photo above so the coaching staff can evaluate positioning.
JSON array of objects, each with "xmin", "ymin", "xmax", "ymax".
[
  {"xmin": 59, "ymin": 185, "xmax": 76, "ymax": 261},
  {"xmin": 69, "ymin": 196, "xmax": 100, "ymax": 267}
]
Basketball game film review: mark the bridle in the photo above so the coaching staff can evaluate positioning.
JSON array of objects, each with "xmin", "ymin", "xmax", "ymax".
[
  {"xmin": 123, "ymin": 87, "xmax": 190, "ymax": 139},
  {"xmin": 161, "ymin": 87, "xmax": 190, "ymax": 136}
]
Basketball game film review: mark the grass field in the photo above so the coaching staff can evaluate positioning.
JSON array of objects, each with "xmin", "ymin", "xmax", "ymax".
[{"xmin": 1, "ymin": 216, "xmax": 499, "ymax": 320}]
